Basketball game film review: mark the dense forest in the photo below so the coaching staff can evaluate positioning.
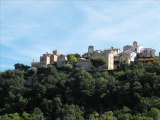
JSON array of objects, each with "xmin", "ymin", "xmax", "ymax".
[{"xmin": 0, "ymin": 60, "xmax": 160, "ymax": 120}]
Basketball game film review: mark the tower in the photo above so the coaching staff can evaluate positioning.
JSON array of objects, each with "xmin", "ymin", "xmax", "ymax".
[
  {"xmin": 88, "ymin": 45, "xmax": 94, "ymax": 53},
  {"xmin": 133, "ymin": 41, "xmax": 138, "ymax": 47},
  {"xmin": 53, "ymin": 50, "xmax": 60, "ymax": 56}
]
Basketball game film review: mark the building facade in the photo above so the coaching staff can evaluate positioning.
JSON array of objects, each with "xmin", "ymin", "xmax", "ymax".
[
  {"xmin": 120, "ymin": 52, "xmax": 137, "ymax": 64},
  {"xmin": 123, "ymin": 41, "xmax": 143, "ymax": 53},
  {"xmin": 140, "ymin": 48, "xmax": 156, "ymax": 58},
  {"xmin": 76, "ymin": 59, "xmax": 93, "ymax": 71},
  {"xmin": 31, "ymin": 41, "xmax": 157, "ymax": 71},
  {"xmin": 57, "ymin": 54, "xmax": 68, "ymax": 68}
]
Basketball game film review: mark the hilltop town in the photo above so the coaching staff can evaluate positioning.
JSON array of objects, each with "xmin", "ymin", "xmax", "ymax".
[
  {"xmin": 32, "ymin": 41, "xmax": 160, "ymax": 71},
  {"xmin": 1, "ymin": 41, "xmax": 160, "ymax": 119}
]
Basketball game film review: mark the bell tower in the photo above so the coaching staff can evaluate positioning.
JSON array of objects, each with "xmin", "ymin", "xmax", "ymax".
[
  {"xmin": 133, "ymin": 41, "xmax": 138, "ymax": 47},
  {"xmin": 88, "ymin": 45, "xmax": 94, "ymax": 53}
]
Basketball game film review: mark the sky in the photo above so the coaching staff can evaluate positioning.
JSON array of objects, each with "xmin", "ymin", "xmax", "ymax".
[{"xmin": 0, "ymin": 0, "xmax": 160, "ymax": 71}]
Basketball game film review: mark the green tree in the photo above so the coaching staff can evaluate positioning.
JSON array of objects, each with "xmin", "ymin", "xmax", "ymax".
[
  {"xmin": 74, "ymin": 53, "xmax": 81, "ymax": 59},
  {"xmin": 149, "ymin": 108, "xmax": 160, "ymax": 120},
  {"xmin": 131, "ymin": 115, "xmax": 152, "ymax": 120},
  {"xmin": 67, "ymin": 69, "xmax": 95, "ymax": 104},
  {"xmin": 90, "ymin": 57, "xmax": 106, "ymax": 70},
  {"xmin": 0, "ymin": 70, "xmax": 27, "ymax": 114},
  {"xmin": 103, "ymin": 111, "xmax": 117, "ymax": 120},
  {"xmin": 67, "ymin": 54, "xmax": 78, "ymax": 65},
  {"xmin": 14, "ymin": 63, "xmax": 30, "ymax": 72},
  {"xmin": 30, "ymin": 108, "xmax": 45, "ymax": 120},
  {"xmin": 0, "ymin": 113, "xmax": 21, "ymax": 120},
  {"xmin": 27, "ymin": 67, "xmax": 37, "ymax": 77},
  {"xmin": 56, "ymin": 104, "xmax": 84, "ymax": 120}
]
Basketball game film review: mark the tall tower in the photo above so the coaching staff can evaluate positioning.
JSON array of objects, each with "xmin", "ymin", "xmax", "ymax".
[
  {"xmin": 88, "ymin": 45, "xmax": 94, "ymax": 53},
  {"xmin": 53, "ymin": 50, "xmax": 60, "ymax": 56},
  {"xmin": 133, "ymin": 41, "xmax": 138, "ymax": 47}
]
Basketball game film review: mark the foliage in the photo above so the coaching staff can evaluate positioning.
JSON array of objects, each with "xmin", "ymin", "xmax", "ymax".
[
  {"xmin": 67, "ymin": 54, "xmax": 79, "ymax": 65},
  {"xmin": 56, "ymin": 104, "xmax": 84, "ymax": 120},
  {"xmin": 14, "ymin": 63, "xmax": 30, "ymax": 72},
  {"xmin": 0, "ymin": 108, "xmax": 45, "ymax": 120},
  {"xmin": 90, "ymin": 57, "xmax": 106, "ymax": 69},
  {"xmin": 0, "ymin": 61, "xmax": 160, "ymax": 120}
]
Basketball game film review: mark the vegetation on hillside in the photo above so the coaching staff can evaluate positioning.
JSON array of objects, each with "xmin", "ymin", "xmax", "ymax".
[{"xmin": 0, "ymin": 61, "xmax": 160, "ymax": 120}]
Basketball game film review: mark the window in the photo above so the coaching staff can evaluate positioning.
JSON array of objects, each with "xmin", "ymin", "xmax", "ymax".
[
  {"xmin": 135, "ymin": 48, "xmax": 137, "ymax": 52},
  {"xmin": 150, "ymin": 51, "xmax": 152, "ymax": 57}
]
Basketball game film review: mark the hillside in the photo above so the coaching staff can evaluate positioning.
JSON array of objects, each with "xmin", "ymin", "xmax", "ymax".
[{"xmin": 0, "ymin": 61, "xmax": 160, "ymax": 120}]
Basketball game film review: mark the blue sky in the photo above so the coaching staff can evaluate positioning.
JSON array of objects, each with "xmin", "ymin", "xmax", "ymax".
[{"xmin": 0, "ymin": 0, "xmax": 160, "ymax": 71}]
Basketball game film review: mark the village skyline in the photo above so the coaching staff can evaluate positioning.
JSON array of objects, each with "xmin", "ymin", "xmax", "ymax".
[
  {"xmin": 1, "ymin": 0, "xmax": 160, "ymax": 71},
  {"xmin": 31, "ymin": 41, "xmax": 159, "ymax": 72}
]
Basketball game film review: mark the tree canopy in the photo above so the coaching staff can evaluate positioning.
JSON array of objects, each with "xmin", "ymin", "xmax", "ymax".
[
  {"xmin": 90, "ymin": 57, "xmax": 106, "ymax": 69},
  {"xmin": 0, "ymin": 61, "xmax": 160, "ymax": 119}
]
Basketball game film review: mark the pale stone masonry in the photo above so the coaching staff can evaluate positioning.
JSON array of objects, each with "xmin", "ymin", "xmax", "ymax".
[
  {"xmin": 119, "ymin": 52, "xmax": 137, "ymax": 64},
  {"xmin": 31, "ymin": 41, "xmax": 157, "ymax": 71},
  {"xmin": 140, "ymin": 48, "xmax": 156, "ymax": 58},
  {"xmin": 121, "ymin": 41, "xmax": 156, "ymax": 64},
  {"xmin": 32, "ymin": 50, "xmax": 61, "ymax": 67},
  {"xmin": 32, "ymin": 52, "xmax": 51, "ymax": 67},
  {"xmin": 57, "ymin": 55, "xmax": 68, "ymax": 68},
  {"xmin": 76, "ymin": 58, "xmax": 93, "ymax": 71},
  {"xmin": 79, "ymin": 46, "xmax": 120, "ymax": 70},
  {"xmin": 50, "ymin": 50, "xmax": 60, "ymax": 64}
]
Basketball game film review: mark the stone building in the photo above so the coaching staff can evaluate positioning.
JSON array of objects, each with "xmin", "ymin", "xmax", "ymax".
[
  {"xmin": 76, "ymin": 58, "xmax": 93, "ymax": 71},
  {"xmin": 105, "ymin": 52, "xmax": 114, "ymax": 70},
  {"xmin": 40, "ymin": 52, "xmax": 51, "ymax": 66},
  {"xmin": 31, "ymin": 41, "xmax": 157, "ymax": 71},
  {"xmin": 101, "ymin": 47, "xmax": 119, "ymax": 70},
  {"xmin": 78, "ymin": 46, "xmax": 118, "ymax": 71},
  {"xmin": 123, "ymin": 45, "xmax": 133, "ymax": 52},
  {"xmin": 132, "ymin": 41, "xmax": 143, "ymax": 53},
  {"xmin": 32, "ymin": 52, "xmax": 51, "ymax": 67},
  {"xmin": 119, "ymin": 51, "xmax": 137, "ymax": 64},
  {"xmin": 32, "ymin": 50, "xmax": 60, "ymax": 68},
  {"xmin": 50, "ymin": 50, "xmax": 60, "ymax": 64},
  {"xmin": 31, "ymin": 61, "xmax": 41, "ymax": 68},
  {"xmin": 104, "ymin": 47, "xmax": 120, "ymax": 56},
  {"xmin": 90, "ymin": 50, "xmax": 103, "ymax": 57},
  {"xmin": 123, "ymin": 41, "xmax": 143, "ymax": 53},
  {"xmin": 140, "ymin": 48, "xmax": 156, "ymax": 58},
  {"xmin": 57, "ymin": 54, "xmax": 68, "ymax": 68},
  {"xmin": 88, "ymin": 45, "xmax": 94, "ymax": 53}
]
